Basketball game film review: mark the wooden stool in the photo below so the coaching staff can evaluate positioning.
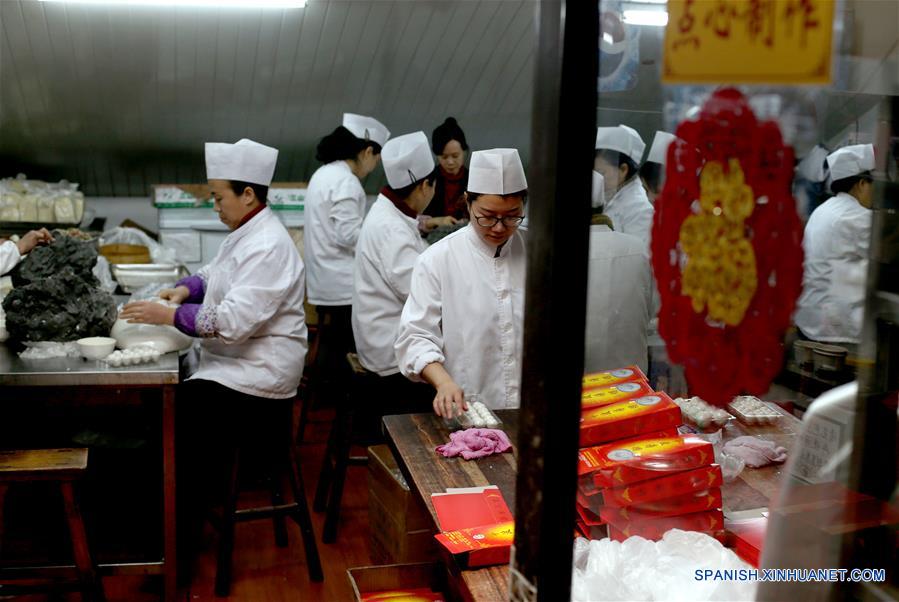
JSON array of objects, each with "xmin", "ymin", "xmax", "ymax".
[
  {"xmin": 211, "ymin": 399, "xmax": 323, "ymax": 597},
  {"xmin": 312, "ymin": 353, "xmax": 370, "ymax": 543},
  {"xmin": 0, "ymin": 448, "xmax": 104, "ymax": 602}
]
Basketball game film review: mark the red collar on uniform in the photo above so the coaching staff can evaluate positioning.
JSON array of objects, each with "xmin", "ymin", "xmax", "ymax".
[
  {"xmin": 236, "ymin": 203, "xmax": 266, "ymax": 229},
  {"xmin": 380, "ymin": 186, "xmax": 419, "ymax": 219}
]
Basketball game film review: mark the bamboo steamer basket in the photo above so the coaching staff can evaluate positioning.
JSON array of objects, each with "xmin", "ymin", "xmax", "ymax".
[{"xmin": 99, "ymin": 243, "xmax": 151, "ymax": 264}]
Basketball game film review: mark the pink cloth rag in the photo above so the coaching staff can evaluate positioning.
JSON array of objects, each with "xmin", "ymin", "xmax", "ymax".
[
  {"xmin": 723, "ymin": 436, "xmax": 788, "ymax": 468},
  {"xmin": 436, "ymin": 428, "xmax": 513, "ymax": 460}
]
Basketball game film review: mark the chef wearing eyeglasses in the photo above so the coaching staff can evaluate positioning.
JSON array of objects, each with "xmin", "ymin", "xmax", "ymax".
[{"xmin": 396, "ymin": 148, "xmax": 527, "ymax": 417}]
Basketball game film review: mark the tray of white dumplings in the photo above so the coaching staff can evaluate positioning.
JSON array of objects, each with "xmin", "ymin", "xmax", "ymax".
[
  {"xmin": 102, "ymin": 346, "xmax": 162, "ymax": 367},
  {"xmin": 443, "ymin": 399, "xmax": 502, "ymax": 431}
]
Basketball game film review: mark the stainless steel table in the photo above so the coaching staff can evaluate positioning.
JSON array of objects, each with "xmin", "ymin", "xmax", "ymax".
[{"xmin": 0, "ymin": 344, "xmax": 179, "ymax": 601}]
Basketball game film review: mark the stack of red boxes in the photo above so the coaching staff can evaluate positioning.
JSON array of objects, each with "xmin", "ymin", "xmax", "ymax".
[{"xmin": 575, "ymin": 366, "xmax": 724, "ymax": 543}]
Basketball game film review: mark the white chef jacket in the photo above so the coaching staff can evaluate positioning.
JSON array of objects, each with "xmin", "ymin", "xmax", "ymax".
[
  {"xmin": 304, "ymin": 160, "xmax": 367, "ymax": 305},
  {"xmin": 352, "ymin": 195, "xmax": 427, "ymax": 376},
  {"xmin": 0, "ymin": 241, "xmax": 21, "ymax": 275},
  {"xmin": 795, "ymin": 193, "xmax": 872, "ymax": 344},
  {"xmin": 605, "ymin": 177, "xmax": 654, "ymax": 245},
  {"xmin": 584, "ymin": 224, "xmax": 652, "ymax": 373},
  {"xmin": 190, "ymin": 206, "xmax": 308, "ymax": 399},
  {"xmin": 396, "ymin": 225, "xmax": 526, "ymax": 410}
]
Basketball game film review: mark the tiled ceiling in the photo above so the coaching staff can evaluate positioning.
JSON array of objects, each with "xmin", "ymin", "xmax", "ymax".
[{"xmin": 1, "ymin": 0, "xmax": 537, "ymax": 196}]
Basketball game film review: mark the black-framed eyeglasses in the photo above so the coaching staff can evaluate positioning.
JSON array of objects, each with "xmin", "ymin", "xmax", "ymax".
[{"xmin": 473, "ymin": 214, "xmax": 525, "ymax": 228}]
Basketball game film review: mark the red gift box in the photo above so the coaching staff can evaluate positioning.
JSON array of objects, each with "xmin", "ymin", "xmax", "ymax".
[
  {"xmin": 579, "ymin": 434, "xmax": 713, "ymax": 488},
  {"xmin": 607, "ymin": 509, "xmax": 724, "ymax": 540},
  {"xmin": 602, "ymin": 465, "xmax": 724, "ymax": 508},
  {"xmin": 576, "ymin": 520, "xmax": 608, "ymax": 540},
  {"xmin": 725, "ymin": 516, "xmax": 767, "ymax": 567},
  {"xmin": 582, "ymin": 365, "xmax": 648, "ymax": 391},
  {"xmin": 600, "ymin": 488, "xmax": 722, "ymax": 524},
  {"xmin": 581, "ymin": 380, "xmax": 656, "ymax": 411},
  {"xmin": 579, "ymin": 393, "xmax": 682, "ymax": 448},
  {"xmin": 434, "ymin": 521, "xmax": 514, "ymax": 569},
  {"xmin": 608, "ymin": 524, "xmax": 726, "ymax": 543}
]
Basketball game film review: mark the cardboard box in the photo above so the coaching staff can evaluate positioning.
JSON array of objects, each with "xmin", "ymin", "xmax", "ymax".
[
  {"xmin": 582, "ymin": 365, "xmax": 648, "ymax": 390},
  {"xmin": 369, "ymin": 492, "xmax": 436, "ymax": 564},
  {"xmin": 600, "ymin": 488, "xmax": 722, "ymax": 523},
  {"xmin": 579, "ymin": 434, "xmax": 714, "ymax": 488},
  {"xmin": 602, "ymin": 465, "xmax": 723, "ymax": 508},
  {"xmin": 347, "ymin": 563, "xmax": 447, "ymax": 602},
  {"xmin": 581, "ymin": 380, "xmax": 655, "ymax": 411},
  {"xmin": 434, "ymin": 521, "xmax": 514, "ymax": 569},
  {"xmin": 606, "ymin": 509, "xmax": 724, "ymax": 540},
  {"xmin": 152, "ymin": 181, "xmax": 307, "ymax": 208},
  {"xmin": 579, "ymin": 393, "xmax": 683, "ymax": 448},
  {"xmin": 368, "ymin": 445, "xmax": 436, "ymax": 564},
  {"xmin": 368, "ymin": 445, "xmax": 432, "ymax": 533}
]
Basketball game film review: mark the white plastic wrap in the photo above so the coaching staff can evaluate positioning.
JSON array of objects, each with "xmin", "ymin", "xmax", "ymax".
[
  {"xmin": 571, "ymin": 530, "xmax": 757, "ymax": 602},
  {"xmin": 92, "ymin": 255, "xmax": 117, "ymax": 293},
  {"xmin": 99, "ymin": 227, "xmax": 178, "ymax": 265},
  {"xmin": 18, "ymin": 341, "xmax": 82, "ymax": 360},
  {"xmin": 111, "ymin": 298, "xmax": 193, "ymax": 353}
]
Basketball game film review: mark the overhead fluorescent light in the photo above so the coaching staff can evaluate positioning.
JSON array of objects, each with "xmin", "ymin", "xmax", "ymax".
[
  {"xmin": 623, "ymin": 9, "xmax": 669, "ymax": 27},
  {"xmin": 39, "ymin": 0, "xmax": 306, "ymax": 8}
]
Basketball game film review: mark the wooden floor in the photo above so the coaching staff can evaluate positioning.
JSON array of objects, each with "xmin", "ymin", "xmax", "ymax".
[{"xmin": 5, "ymin": 407, "xmax": 375, "ymax": 602}]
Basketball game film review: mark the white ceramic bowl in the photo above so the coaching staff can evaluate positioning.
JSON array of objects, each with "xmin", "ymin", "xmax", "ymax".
[{"xmin": 76, "ymin": 337, "xmax": 117, "ymax": 360}]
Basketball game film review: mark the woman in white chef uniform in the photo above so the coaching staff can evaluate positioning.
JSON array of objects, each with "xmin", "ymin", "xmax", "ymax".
[
  {"xmin": 119, "ymin": 139, "xmax": 312, "ymax": 572},
  {"xmin": 795, "ymin": 144, "xmax": 876, "ymax": 346},
  {"xmin": 0, "ymin": 228, "xmax": 54, "ymax": 275},
  {"xmin": 639, "ymin": 131, "xmax": 677, "ymax": 204},
  {"xmin": 304, "ymin": 113, "xmax": 390, "ymax": 396},
  {"xmin": 594, "ymin": 125, "xmax": 653, "ymax": 244},
  {"xmin": 585, "ymin": 172, "xmax": 653, "ymax": 373},
  {"xmin": 351, "ymin": 132, "xmax": 437, "ymax": 429},
  {"xmin": 396, "ymin": 149, "xmax": 528, "ymax": 417}
]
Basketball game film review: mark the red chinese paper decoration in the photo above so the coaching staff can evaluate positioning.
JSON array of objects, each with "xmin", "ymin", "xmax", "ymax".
[{"xmin": 651, "ymin": 87, "xmax": 803, "ymax": 406}]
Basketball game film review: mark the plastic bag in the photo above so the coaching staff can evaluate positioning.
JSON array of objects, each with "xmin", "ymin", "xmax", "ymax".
[
  {"xmin": 18, "ymin": 341, "xmax": 81, "ymax": 359},
  {"xmin": 99, "ymin": 227, "xmax": 178, "ymax": 264},
  {"xmin": 571, "ymin": 531, "xmax": 757, "ymax": 602},
  {"xmin": 111, "ymin": 297, "xmax": 193, "ymax": 353},
  {"xmin": 93, "ymin": 255, "xmax": 117, "ymax": 293}
]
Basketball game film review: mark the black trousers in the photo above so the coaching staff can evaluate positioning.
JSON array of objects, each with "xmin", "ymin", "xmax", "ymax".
[
  {"xmin": 352, "ymin": 372, "xmax": 434, "ymax": 444},
  {"xmin": 313, "ymin": 305, "xmax": 356, "ymax": 406},
  {"xmin": 176, "ymin": 379, "xmax": 294, "ymax": 573}
]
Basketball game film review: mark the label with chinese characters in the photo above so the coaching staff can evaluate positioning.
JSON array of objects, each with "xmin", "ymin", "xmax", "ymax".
[{"xmin": 663, "ymin": 0, "xmax": 834, "ymax": 84}]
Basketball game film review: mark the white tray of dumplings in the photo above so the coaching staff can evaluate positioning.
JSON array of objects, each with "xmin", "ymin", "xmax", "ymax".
[{"xmin": 443, "ymin": 400, "xmax": 502, "ymax": 430}]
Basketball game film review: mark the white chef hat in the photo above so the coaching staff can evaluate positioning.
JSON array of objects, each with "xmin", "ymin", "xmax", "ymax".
[
  {"xmin": 595, "ymin": 125, "xmax": 646, "ymax": 164},
  {"xmin": 342, "ymin": 113, "xmax": 391, "ymax": 147},
  {"xmin": 826, "ymin": 144, "xmax": 875, "ymax": 182},
  {"xmin": 646, "ymin": 131, "xmax": 677, "ymax": 165},
  {"xmin": 382, "ymin": 131, "xmax": 435, "ymax": 189},
  {"xmin": 592, "ymin": 170, "xmax": 605, "ymax": 209},
  {"xmin": 467, "ymin": 148, "xmax": 528, "ymax": 195},
  {"xmin": 205, "ymin": 139, "xmax": 279, "ymax": 186}
]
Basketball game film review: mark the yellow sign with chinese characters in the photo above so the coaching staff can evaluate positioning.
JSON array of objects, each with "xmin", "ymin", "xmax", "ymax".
[{"xmin": 663, "ymin": 0, "xmax": 835, "ymax": 84}]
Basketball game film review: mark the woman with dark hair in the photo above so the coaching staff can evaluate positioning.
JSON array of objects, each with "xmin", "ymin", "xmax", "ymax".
[
  {"xmin": 639, "ymin": 131, "xmax": 676, "ymax": 203},
  {"xmin": 304, "ymin": 113, "xmax": 390, "ymax": 392},
  {"xmin": 594, "ymin": 125, "xmax": 653, "ymax": 244},
  {"xmin": 419, "ymin": 117, "xmax": 468, "ymax": 231},
  {"xmin": 396, "ymin": 148, "xmax": 528, "ymax": 417},
  {"xmin": 795, "ymin": 143, "xmax": 876, "ymax": 345},
  {"xmin": 352, "ymin": 131, "xmax": 437, "ymax": 426},
  {"xmin": 120, "ymin": 139, "xmax": 312, "ymax": 573}
]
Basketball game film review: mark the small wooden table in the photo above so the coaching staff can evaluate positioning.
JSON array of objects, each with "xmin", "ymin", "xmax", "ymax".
[
  {"xmin": 384, "ymin": 405, "xmax": 801, "ymax": 602},
  {"xmin": 0, "ymin": 344, "xmax": 179, "ymax": 602}
]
